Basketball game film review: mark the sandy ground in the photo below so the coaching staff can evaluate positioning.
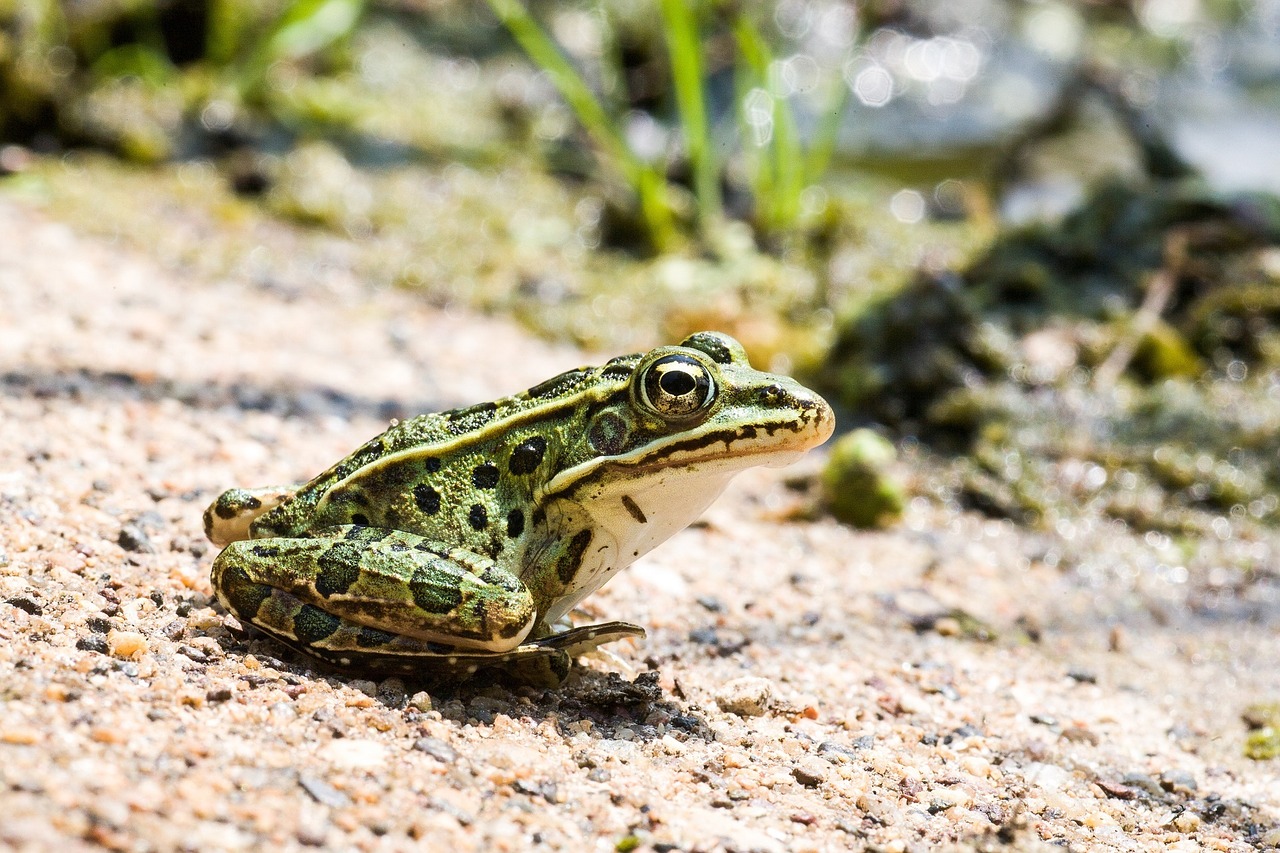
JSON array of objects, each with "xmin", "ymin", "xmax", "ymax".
[{"xmin": 1, "ymin": 195, "xmax": 1279, "ymax": 852}]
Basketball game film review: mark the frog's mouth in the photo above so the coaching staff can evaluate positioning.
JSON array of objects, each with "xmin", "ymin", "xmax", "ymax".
[
  {"xmin": 549, "ymin": 394, "xmax": 834, "ymax": 498},
  {"xmin": 626, "ymin": 396, "xmax": 834, "ymax": 471}
]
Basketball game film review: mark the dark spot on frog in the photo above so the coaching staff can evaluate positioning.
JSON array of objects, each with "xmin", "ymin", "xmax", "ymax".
[
  {"xmin": 447, "ymin": 401, "xmax": 498, "ymax": 435},
  {"xmin": 342, "ymin": 525, "xmax": 387, "ymax": 543},
  {"xmin": 468, "ymin": 503, "xmax": 488, "ymax": 531},
  {"xmin": 215, "ymin": 490, "xmax": 260, "ymax": 519},
  {"xmin": 409, "ymin": 566, "xmax": 464, "ymax": 614},
  {"xmin": 413, "ymin": 484, "xmax": 441, "ymax": 515},
  {"xmin": 555, "ymin": 529, "xmax": 593, "ymax": 585},
  {"xmin": 620, "ymin": 495, "xmax": 647, "ymax": 524},
  {"xmin": 220, "ymin": 564, "xmax": 272, "ymax": 619},
  {"xmin": 482, "ymin": 567, "xmax": 520, "ymax": 593},
  {"xmin": 587, "ymin": 411, "xmax": 628, "ymax": 455},
  {"xmin": 292, "ymin": 604, "xmax": 342, "ymax": 644},
  {"xmin": 506, "ymin": 508, "xmax": 525, "ymax": 539},
  {"xmin": 681, "ymin": 331, "xmax": 734, "ymax": 364},
  {"xmin": 601, "ymin": 360, "xmax": 635, "ymax": 380},
  {"xmin": 424, "ymin": 457, "xmax": 441, "ymax": 473},
  {"xmin": 356, "ymin": 626, "xmax": 397, "ymax": 648},
  {"xmin": 315, "ymin": 541, "xmax": 362, "ymax": 597},
  {"xmin": 250, "ymin": 545, "xmax": 280, "ymax": 558},
  {"xmin": 332, "ymin": 439, "xmax": 386, "ymax": 481},
  {"xmin": 350, "ymin": 513, "xmax": 369, "ymax": 526},
  {"xmin": 498, "ymin": 614, "xmax": 527, "ymax": 639},
  {"xmin": 509, "ymin": 436, "xmax": 547, "ymax": 475},
  {"xmin": 472, "ymin": 462, "xmax": 500, "ymax": 489},
  {"xmin": 526, "ymin": 369, "xmax": 589, "ymax": 400}
]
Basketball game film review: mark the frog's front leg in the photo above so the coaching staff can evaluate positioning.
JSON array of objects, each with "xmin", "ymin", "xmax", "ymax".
[{"xmin": 210, "ymin": 526, "xmax": 537, "ymax": 665}]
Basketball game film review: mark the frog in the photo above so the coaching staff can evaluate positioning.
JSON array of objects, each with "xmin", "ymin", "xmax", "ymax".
[{"xmin": 204, "ymin": 331, "xmax": 834, "ymax": 684}]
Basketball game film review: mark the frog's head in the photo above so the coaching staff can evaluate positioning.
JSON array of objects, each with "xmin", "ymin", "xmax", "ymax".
[{"xmin": 540, "ymin": 332, "xmax": 834, "ymax": 591}]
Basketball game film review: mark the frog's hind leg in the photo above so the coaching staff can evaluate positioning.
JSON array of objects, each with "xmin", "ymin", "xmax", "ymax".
[
  {"xmin": 211, "ymin": 526, "xmax": 537, "ymax": 664},
  {"xmin": 204, "ymin": 485, "xmax": 300, "ymax": 546}
]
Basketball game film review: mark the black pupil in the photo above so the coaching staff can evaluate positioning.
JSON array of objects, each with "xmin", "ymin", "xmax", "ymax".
[{"xmin": 660, "ymin": 369, "xmax": 698, "ymax": 396}]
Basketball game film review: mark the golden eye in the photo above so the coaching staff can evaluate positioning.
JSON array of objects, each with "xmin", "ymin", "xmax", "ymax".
[{"xmin": 637, "ymin": 354, "xmax": 715, "ymax": 420}]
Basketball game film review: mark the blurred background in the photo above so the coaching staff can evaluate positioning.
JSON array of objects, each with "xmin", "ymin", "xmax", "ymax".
[{"xmin": 2, "ymin": 1, "xmax": 1279, "ymax": 699}]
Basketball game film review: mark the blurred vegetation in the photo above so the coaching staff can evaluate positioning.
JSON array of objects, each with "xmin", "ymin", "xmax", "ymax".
[{"xmin": 487, "ymin": 0, "xmax": 847, "ymax": 252}]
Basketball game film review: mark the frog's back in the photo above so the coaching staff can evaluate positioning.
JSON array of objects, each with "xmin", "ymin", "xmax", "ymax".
[{"xmin": 247, "ymin": 360, "xmax": 637, "ymax": 559}]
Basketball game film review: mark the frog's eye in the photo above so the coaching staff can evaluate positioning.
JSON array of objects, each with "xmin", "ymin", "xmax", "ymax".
[{"xmin": 637, "ymin": 354, "xmax": 716, "ymax": 421}]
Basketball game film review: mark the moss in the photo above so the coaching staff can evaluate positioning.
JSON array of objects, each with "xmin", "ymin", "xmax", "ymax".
[
  {"xmin": 822, "ymin": 429, "xmax": 906, "ymax": 529},
  {"xmin": 1244, "ymin": 727, "xmax": 1280, "ymax": 761}
]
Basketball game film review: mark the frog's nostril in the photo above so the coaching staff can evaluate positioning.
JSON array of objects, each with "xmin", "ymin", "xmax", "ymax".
[{"xmin": 759, "ymin": 384, "xmax": 786, "ymax": 405}]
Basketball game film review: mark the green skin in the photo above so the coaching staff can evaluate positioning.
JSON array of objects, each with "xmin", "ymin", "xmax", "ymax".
[{"xmin": 205, "ymin": 332, "xmax": 834, "ymax": 684}]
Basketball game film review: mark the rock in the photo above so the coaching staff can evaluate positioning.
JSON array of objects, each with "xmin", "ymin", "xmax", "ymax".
[
  {"xmin": 792, "ymin": 757, "xmax": 828, "ymax": 787},
  {"xmin": 715, "ymin": 676, "xmax": 774, "ymax": 717},
  {"xmin": 117, "ymin": 524, "xmax": 156, "ymax": 554},
  {"xmin": 822, "ymin": 429, "xmax": 906, "ymax": 529},
  {"xmin": 298, "ymin": 772, "xmax": 352, "ymax": 808},
  {"xmin": 1159, "ymin": 769, "xmax": 1197, "ymax": 794},
  {"xmin": 413, "ymin": 737, "xmax": 459, "ymax": 763},
  {"xmin": 106, "ymin": 629, "xmax": 148, "ymax": 659}
]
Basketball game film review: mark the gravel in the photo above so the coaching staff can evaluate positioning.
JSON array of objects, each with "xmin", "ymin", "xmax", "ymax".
[{"xmin": 1, "ymin": 197, "xmax": 1278, "ymax": 850}]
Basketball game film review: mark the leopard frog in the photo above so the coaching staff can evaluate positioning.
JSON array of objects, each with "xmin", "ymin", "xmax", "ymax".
[{"xmin": 204, "ymin": 332, "xmax": 834, "ymax": 684}]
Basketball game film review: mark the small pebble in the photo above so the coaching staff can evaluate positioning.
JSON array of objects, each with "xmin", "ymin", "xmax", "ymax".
[
  {"xmin": 106, "ymin": 629, "xmax": 148, "ymax": 659},
  {"xmin": 715, "ymin": 676, "xmax": 773, "ymax": 717},
  {"xmin": 117, "ymin": 524, "xmax": 156, "ymax": 554},
  {"xmin": 0, "ymin": 727, "xmax": 42, "ymax": 745},
  {"xmin": 792, "ymin": 758, "xmax": 827, "ymax": 788},
  {"xmin": 1159, "ymin": 769, "xmax": 1197, "ymax": 794},
  {"xmin": 413, "ymin": 737, "xmax": 459, "ymax": 763},
  {"xmin": 299, "ymin": 772, "xmax": 352, "ymax": 808}
]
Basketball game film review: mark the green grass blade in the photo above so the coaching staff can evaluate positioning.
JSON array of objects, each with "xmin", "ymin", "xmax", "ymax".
[
  {"xmin": 487, "ymin": 0, "xmax": 677, "ymax": 251},
  {"xmin": 658, "ymin": 0, "xmax": 719, "ymax": 224},
  {"xmin": 731, "ymin": 12, "xmax": 805, "ymax": 233},
  {"xmin": 804, "ymin": 77, "xmax": 849, "ymax": 187},
  {"xmin": 235, "ymin": 0, "xmax": 366, "ymax": 100}
]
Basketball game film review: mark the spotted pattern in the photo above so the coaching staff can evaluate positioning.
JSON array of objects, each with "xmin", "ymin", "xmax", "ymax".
[
  {"xmin": 526, "ymin": 369, "xmax": 589, "ymax": 400},
  {"xmin": 587, "ymin": 411, "xmax": 628, "ymax": 455},
  {"xmin": 215, "ymin": 490, "xmax": 261, "ymax": 519},
  {"xmin": 315, "ymin": 541, "xmax": 362, "ymax": 597},
  {"xmin": 221, "ymin": 564, "xmax": 272, "ymax": 619},
  {"xmin": 409, "ymin": 565, "xmax": 464, "ymax": 614},
  {"xmin": 506, "ymin": 508, "xmax": 525, "ymax": 539},
  {"xmin": 413, "ymin": 484, "xmax": 441, "ymax": 515},
  {"xmin": 293, "ymin": 604, "xmax": 341, "ymax": 644},
  {"xmin": 357, "ymin": 626, "xmax": 397, "ymax": 647},
  {"xmin": 447, "ymin": 401, "xmax": 498, "ymax": 435},
  {"xmin": 472, "ymin": 462, "xmax": 499, "ymax": 489},
  {"xmin": 468, "ymin": 503, "xmax": 488, "ymax": 531},
  {"xmin": 556, "ymin": 529, "xmax": 593, "ymax": 585},
  {"xmin": 508, "ymin": 436, "xmax": 547, "ymax": 475}
]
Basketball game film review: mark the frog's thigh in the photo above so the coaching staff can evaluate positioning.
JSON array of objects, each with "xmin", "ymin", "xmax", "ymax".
[{"xmin": 211, "ymin": 526, "xmax": 536, "ymax": 652}]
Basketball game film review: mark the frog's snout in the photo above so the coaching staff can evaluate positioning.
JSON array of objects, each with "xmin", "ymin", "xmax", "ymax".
[
  {"xmin": 755, "ymin": 382, "xmax": 835, "ymax": 449},
  {"xmin": 798, "ymin": 390, "xmax": 836, "ymax": 448}
]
